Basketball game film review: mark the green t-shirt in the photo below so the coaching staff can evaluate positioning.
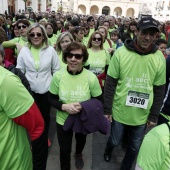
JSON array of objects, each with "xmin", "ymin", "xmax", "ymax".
[
  {"xmin": 83, "ymin": 36, "xmax": 90, "ymax": 46},
  {"xmin": 0, "ymin": 67, "xmax": 34, "ymax": 170},
  {"xmin": 49, "ymin": 68, "xmax": 102, "ymax": 125},
  {"xmin": 48, "ymin": 34, "xmax": 58, "ymax": 48},
  {"xmin": 29, "ymin": 19, "xmax": 35, "ymax": 25},
  {"xmin": 87, "ymin": 48, "xmax": 110, "ymax": 75},
  {"xmin": 108, "ymin": 27, "xmax": 117, "ymax": 39},
  {"xmin": 57, "ymin": 52, "xmax": 67, "ymax": 69},
  {"xmin": 161, "ymin": 32, "xmax": 166, "ymax": 40},
  {"xmin": 89, "ymin": 28, "xmax": 95, "ymax": 38},
  {"xmin": 107, "ymin": 46, "xmax": 166, "ymax": 125},
  {"xmin": 112, "ymin": 41, "xmax": 117, "ymax": 51},
  {"xmin": 103, "ymin": 39, "xmax": 112, "ymax": 50},
  {"xmin": 137, "ymin": 123, "xmax": 170, "ymax": 170}
]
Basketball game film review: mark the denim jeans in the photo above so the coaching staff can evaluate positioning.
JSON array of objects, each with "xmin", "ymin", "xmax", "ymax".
[{"xmin": 106, "ymin": 119, "xmax": 146, "ymax": 170}]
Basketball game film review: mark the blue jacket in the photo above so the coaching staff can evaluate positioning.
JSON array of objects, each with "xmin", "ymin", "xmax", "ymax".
[{"xmin": 63, "ymin": 99, "xmax": 110, "ymax": 135}]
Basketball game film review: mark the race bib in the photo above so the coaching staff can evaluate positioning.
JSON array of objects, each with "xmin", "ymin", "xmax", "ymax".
[{"xmin": 126, "ymin": 91, "xmax": 149, "ymax": 109}]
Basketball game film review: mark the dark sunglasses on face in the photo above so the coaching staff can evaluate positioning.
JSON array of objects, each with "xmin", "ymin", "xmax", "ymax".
[
  {"xmin": 93, "ymin": 37, "xmax": 102, "ymax": 41},
  {"xmin": 89, "ymin": 20, "xmax": 94, "ymax": 22},
  {"xmin": 66, "ymin": 53, "xmax": 83, "ymax": 60},
  {"xmin": 18, "ymin": 25, "xmax": 27, "ymax": 29},
  {"xmin": 29, "ymin": 33, "xmax": 42, "ymax": 37}
]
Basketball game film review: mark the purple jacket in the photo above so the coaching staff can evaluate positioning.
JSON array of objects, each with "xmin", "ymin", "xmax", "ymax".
[{"xmin": 63, "ymin": 99, "xmax": 110, "ymax": 135}]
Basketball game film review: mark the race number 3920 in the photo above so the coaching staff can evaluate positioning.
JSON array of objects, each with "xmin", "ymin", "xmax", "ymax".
[{"xmin": 126, "ymin": 91, "xmax": 149, "ymax": 109}]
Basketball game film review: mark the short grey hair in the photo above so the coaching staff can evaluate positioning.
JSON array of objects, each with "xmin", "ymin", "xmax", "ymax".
[
  {"xmin": 56, "ymin": 32, "xmax": 74, "ymax": 54},
  {"xmin": 27, "ymin": 23, "xmax": 49, "ymax": 47},
  {"xmin": 0, "ymin": 45, "xmax": 5, "ymax": 59}
]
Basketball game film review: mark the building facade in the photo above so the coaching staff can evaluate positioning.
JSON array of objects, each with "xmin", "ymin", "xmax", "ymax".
[
  {"xmin": 73, "ymin": 0, "xmax": 141, "ymax": 18},
  {"xmin": 153, "ymin": 0, "xmax": 170, "ymax": 21},
  {"xmin": 2, "ymin": 0, "xmax": 170, "ymax": 21}
]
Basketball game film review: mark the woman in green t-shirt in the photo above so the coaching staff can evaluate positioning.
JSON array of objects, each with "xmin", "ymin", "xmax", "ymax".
[
  {"xmin": 86, "ymin": 31, "xmax": 110, "ymax": 76},
  {"xmin": 83, "ymin": 23, "xmax": 90, "ymax": 46},
  {"xmin": 2, "ymin": 19, "xmax": 30, "ymax": 56},
  {"xmin": 98, "ymin": 26, "xmax": 114, "ymax": 57},
  {"xmin": 49, "ymin": 42, "xmax": 102, "ymax": 170},
  {"xmin": 56, "ymin": 32, "xmax": 74, "ymax": 69},
  {"xmin": 45, "ymin": 22, "xmax": 58, "ymax": 48}
]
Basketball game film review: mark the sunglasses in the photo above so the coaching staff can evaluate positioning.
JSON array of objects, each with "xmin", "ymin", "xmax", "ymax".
[
  {"xmin": 89, "ymin": 20, "xmax": 94, "ymax": 22},
  {"xmin": 67, "ymin": 53, "xmax": 83, "ymax": 60},
  {"xmin": 93, "ymin": 37, "xmax": 102, "ymax": 41},
  {"xmin": 29, "ymin": 33, "xmax": 43, "ymax": 37},
  {"xmin": 18, "ymin": 25, "xmax": 27, "ymax": 29}
]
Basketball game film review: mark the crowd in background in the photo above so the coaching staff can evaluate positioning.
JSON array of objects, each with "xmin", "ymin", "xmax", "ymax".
[{"xmin": 0, "ymin": 9, "xmax": 170, "ymax": 170}]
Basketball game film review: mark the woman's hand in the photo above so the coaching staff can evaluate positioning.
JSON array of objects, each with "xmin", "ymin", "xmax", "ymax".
[
  {"xmin": 107, "ymin": 48, "xmax": 114, "ymax": 54},
  {"xmin": 62, "ymin": 102, "xmax": 82, "ymax": 114}
]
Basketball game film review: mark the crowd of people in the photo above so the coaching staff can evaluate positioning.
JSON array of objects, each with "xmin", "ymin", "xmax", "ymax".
[{"xmin": 0, "ymin": 10, "xmax": 170, "ymax": 170}]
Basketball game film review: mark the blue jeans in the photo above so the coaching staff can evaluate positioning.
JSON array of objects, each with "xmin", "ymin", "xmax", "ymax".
[{"xmin": 106, "ymin": 119, "xmax": 146, "ymax": 170}]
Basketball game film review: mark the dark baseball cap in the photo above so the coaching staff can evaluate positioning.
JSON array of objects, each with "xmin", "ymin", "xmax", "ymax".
[{"xmin": 137, "ymin": 17, "xmax": 159, "ymax": 32}]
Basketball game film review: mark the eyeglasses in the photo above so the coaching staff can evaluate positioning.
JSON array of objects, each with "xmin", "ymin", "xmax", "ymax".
[
  {"xmin": 29, "ymin": 33, "xmax": 43, "ymax": 37},
  {"xmin": 92, "ymin": 37, "xmax": 102, "ymax": 41},
  {"xmin": 18, "ymin": 25, "xmax": 27, "ymax": 29},
  {"xmin": 66, "ymin": 53, "xmax": 83, "ymax": 60},
  {"xmin": 85, "ymin": 28, "xmax": 89, "ymax": 30},
  {"xmin": 89, "ymin": 20, "xmax": 94, "ymax": 22}
]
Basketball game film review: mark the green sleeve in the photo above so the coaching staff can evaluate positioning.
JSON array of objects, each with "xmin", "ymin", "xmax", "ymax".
[
  {"xmin": 2, "ymin": 38, "xmax": 19, "ymax": 48},
  {"xmin": 49, "ymin": 72, "xmax": 60, "ymax": 95}
]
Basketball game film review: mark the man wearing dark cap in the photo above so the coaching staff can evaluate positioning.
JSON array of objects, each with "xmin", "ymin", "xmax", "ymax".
[{"xmin": 103, "ymin": 17, "xmax": 166, "ymax": 170}]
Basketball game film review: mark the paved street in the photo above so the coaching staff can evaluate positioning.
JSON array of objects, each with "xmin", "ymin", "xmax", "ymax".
[{"xmin": 47, "ymin": 107, "xmax": 150, "ymax": 170}]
